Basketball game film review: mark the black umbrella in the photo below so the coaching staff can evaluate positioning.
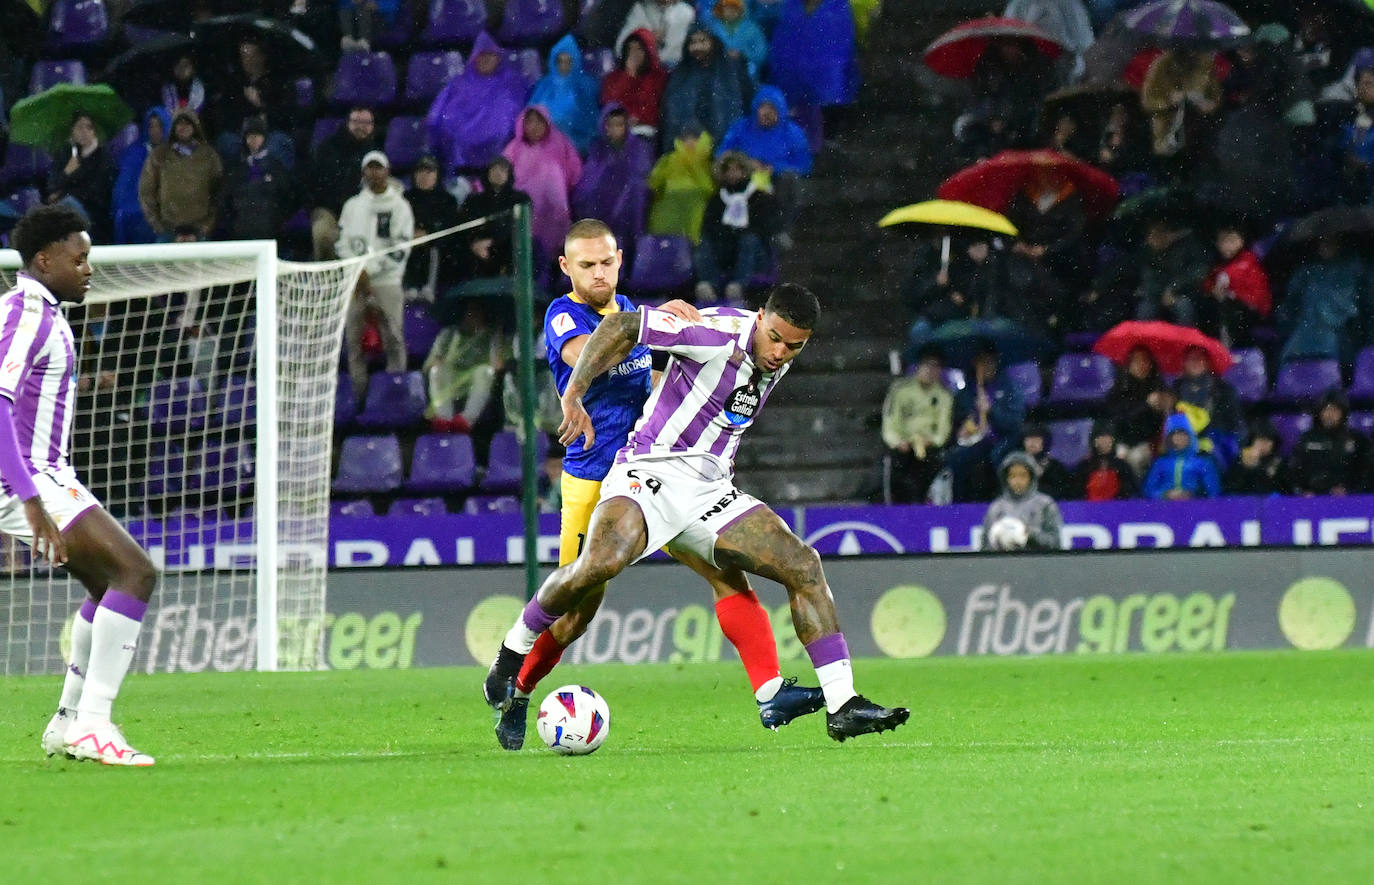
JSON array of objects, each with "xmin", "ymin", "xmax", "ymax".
[
  {"xmin": 1042, "ymin": 81, "xmax": 1137, "ymax": 125},
  {"xmin": 98, "ymin": 33, "xmax": 197, "ymax": 109},
  {"xmin": 190, "ymin": 14, "xmax": 324, "ymax": 78},
  {"xmin": 122, "ymin": 0, "xmax": 252, "ymax": 33},
  {"xmin": 1, "ymin": 0, "xmax": 44, "ymax": 52}
]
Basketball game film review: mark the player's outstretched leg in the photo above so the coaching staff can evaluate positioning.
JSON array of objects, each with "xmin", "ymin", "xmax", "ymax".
[
  {"xmin": 59, "ymin": 509, "xmax": 159, "ymax": 766},
  {"xmin": 672, "ymin": 546, "xmax": 824, "ymax": 729},
  {"xmin": 483, "ymin": 498, "xmax": 646, "ymax": 739},
  {"xmin": 713, "ymin": 506, "xmax": 909, "ymax": 742},
  {"xmin": 43, "ymin": 597, "xmax": 97, "ymax": 757}
]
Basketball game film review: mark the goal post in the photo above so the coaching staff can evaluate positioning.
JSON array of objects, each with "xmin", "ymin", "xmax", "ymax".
[{"xmin": 0, "ymin": 239, "xmax": 363, "ymax": 675}]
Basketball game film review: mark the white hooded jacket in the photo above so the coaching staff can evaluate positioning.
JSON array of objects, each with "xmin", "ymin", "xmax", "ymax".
[{"xmin": 336, "ymin": 179, "xmax": 414, "ymax": 287}]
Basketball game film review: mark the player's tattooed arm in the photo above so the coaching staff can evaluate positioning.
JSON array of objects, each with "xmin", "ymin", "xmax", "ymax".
[{"xmin": 564, "ymin": 311, "xmax": 642, "ymax": 399}]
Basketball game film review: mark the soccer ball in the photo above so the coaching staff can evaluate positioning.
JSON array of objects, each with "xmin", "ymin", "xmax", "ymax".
[
  {"xmin": 986, "ymin": 516, "xmax": 1029, "ymax": 551},
  {"xmin": 536, "ymin": 685, "xmax": 610, "ymax": 755}
]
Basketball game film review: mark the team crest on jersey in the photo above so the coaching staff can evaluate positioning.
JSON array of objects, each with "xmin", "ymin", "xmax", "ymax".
[{"xmin": 552, "ymin": 312, "xmax": 576, "ymax": 336}]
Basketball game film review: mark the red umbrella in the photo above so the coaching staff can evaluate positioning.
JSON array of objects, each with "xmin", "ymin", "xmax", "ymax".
[
  {"xmin": 936, "ymin": 149, "xmax": 1121, "ymax": 221},
  {"xmin": 923, "ymin": 16, "xmax": 1064, "ymax": 79},
  {"xmin": 1093, "ymin": 321, "xmax": 1234, "ymax": 375}
]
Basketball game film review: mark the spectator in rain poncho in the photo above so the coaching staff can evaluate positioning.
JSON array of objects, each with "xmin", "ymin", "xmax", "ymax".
[
  {"xmin": 502, "ymin": 106, "xmax": 583, "ymax": 262},
  {"xmin": 717, "ymin": 84, "xmax": 811, "ymax": 175},
  {"xmin": 113, "ymin": 106, "xmax": 171, "ymax": 244},
  {"xmin": 530, "ymin": 33, "xmax": 602, "ymax": 153},
  {"xmin": 767, "ymin": 0, "xmax": 858, "ymax": 111},
  {"xmin": 660, "ymin": 25, "xmax": 754, "ymax": 151},
  {"xmin": 428, "ymin": 33, "xmax": 532, "ymax": 171},
  {"xmin": 701, "ymin": 0, "xmax": 768, "ymax": 80},
  {"xmin": 1276, "ymin": 237, "xmax": 1374, "ymax": 367},
  {"xmin": 647, "ymin": 123, "xmax": 716, "ymax": 241},
  {"xmin": 617, "ymin": 0, "xmax": 698, "ymax": 69},
  {"xmin": 601, "ymin": 28, "xmax": 670, "ymax": 134},
  {"xmin": 572, "ymin": 105, "xmax": 654, "ymax": 256}
]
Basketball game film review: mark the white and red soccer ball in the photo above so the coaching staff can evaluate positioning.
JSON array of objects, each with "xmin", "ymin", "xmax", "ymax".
[{"xmin": 536, "ymin": 685, "xmax": 610, "ymax": 755}]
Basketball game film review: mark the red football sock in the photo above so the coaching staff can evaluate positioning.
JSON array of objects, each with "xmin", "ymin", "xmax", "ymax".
[
  {"xmin": 515, "ymin": 630, "xmax": 566, "ymax": 695},
  {"xmin": 715, "ymin": 590, "xmax": 779, "ymax": 692}
]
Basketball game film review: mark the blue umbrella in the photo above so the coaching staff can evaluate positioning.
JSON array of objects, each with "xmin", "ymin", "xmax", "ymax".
[
  {"xmin": 1121, "ymin": 0, "xmax": 1250, "ymax": 47},
  {"xmin": 922, "ymin": 318, "xmax": 1056, "ymax": 370}
]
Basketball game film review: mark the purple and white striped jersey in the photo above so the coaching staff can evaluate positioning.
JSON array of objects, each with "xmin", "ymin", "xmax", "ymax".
[
  {"xmin": 617, "ymin": 306, "xmax": 790, "ymax": 467},
  {"xmin": 0, "ymin": 274, "xmax": 78, "ymax": 486}
]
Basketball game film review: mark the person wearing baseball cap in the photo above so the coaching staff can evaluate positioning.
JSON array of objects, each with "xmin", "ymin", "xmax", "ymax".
[{"xmin": 336, "ymin": 148, "xmax": 415, "ymax": 403}]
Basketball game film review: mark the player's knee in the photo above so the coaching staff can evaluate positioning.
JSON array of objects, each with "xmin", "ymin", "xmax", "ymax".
[
  {"xmin": 120, "ymin": 556, "xmax": 159, "ymax": 600},
  {"xmin": 578, "ymin": 550, "xmax": 630, "ymax": 587},
  {"xmin": 791, "ymin": 546, "xmax": 825, "ymax": 591}
]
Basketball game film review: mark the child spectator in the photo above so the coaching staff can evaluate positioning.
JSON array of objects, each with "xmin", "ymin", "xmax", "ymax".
[
  {"xmin": 1072, "ymin": 419, "xmax": 1139, "ymax": 500},
  {"xmin": 1287, "ymin": 389, "xmax": 1369, "ymax": 496},
  {"xmin": 694, "ymin": 151, "xmax": 778, "ymax": 302},
  {"xmin": 703, "ymin": 0, "xmax": 768, "ymax": 79},
  {"xmin": 981, "ymin": 452, "xmax": 1064, "ymax": 552},
  {"xmin": 1173, "ymin": 344, "xmax": 1243, "ymax": 469},
  {"xmin": 1142, "ymin": 413, "xmax": 1221, "ymax": 500},
  {"xmin": 1202, "ymin": 220, "xmax": 1272, "ymax": 346},
  {"xmin": 1019, "ymin": 422, "xmax": 1073, "ymax": 501},
  {"xmin": 880, "ymin": 345, "xmax": 952, "ymax": 504},
  {"xmin": 1223, "ymin": 421, "xmax": 1288, "ymax": 495}
]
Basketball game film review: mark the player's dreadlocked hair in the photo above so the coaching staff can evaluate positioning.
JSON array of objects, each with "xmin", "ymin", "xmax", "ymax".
[
  {"xmin": 13, "ymin": 204, "xmax": 89, "ymax": 266},
  {"xmin": 764, "ymin": 283, "xmax": 820, "ymax": 330}
]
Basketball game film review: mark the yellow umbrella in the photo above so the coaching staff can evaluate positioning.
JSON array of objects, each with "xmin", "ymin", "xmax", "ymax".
[
  {"xmin": 877, "ymin": 200, "xmax": 1018, "ymax": 236},
  {"xmin": 879, "ymin": 200, "xmax": 1017, "ymax": 272}
]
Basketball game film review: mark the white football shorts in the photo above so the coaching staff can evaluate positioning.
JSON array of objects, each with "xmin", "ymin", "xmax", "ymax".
[
  {"xmin": 0, "ymin": 465, "xmax": 101, "ymax": 543},
  {"xmin": 598, "ymin": 454, "xmax": 765, "ymax": 566}
]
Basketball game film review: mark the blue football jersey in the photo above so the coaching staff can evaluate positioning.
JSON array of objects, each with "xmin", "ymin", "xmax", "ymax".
[{"xmin": 543, "ymin": 293, "xmax": 652, "ymax": 481}]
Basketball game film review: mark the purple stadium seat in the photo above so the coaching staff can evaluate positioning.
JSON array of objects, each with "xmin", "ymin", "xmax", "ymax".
[
  {"xmin": 294, "ymin": 77, "xmax": 315, "ymax": 110},
  {"xmin": 199, "ymin": 443, "xmax": 254, "ymax": 496},
  {"xmin": 481, "ymin": 429, "xmax": 547, "ymax": 492},
  {"xmin": 0, "ymin": 145, "xmax": 51, "ymax": 194},
  {"xmin": 1272, "ymin": 359, "xmax": 1342, "ymax": 405},
  {"xmin": 511, "ymin": 48, "xmax": 542, "ymax": 86},
  {"xmin": 334, "ymin": 373, "xmax": 358, "ymax": 427},
  {"xmin": 333, "ymin": 435, "xmax": 404, "ymax": 493},
  {"xmin": 311, "ymin": 117, "xmax": 345, "ymax": 152},
  {"xmin": 1270, "ymin": 413, "xmax": 1312, "ymax": 456},
  {"xmin": 406, "ymin": 433, "xmax": 477, "ymax": 492},
  {"xmin": 332, "ymin": 498, "xmax": 376, "ymax": 518},
  {"xmin": 497, "ymin": 0, "xmax": 567, "ymax": 46},
  {"xmin": 213, "ymin": 374, "xmax": 256, "ymax": 427},
  {"xmin": 29, "ymin": 59, "xmax": 86, "ymax": 93},
  {"xmin": 383, "ymin": 115, "xmax": 428, "ymax": 170},
  {"xmin": 389, "ymin": 496, "xmax": 449, "ymax": 516},
  {"xmin": 1349, "ymin": 411, "xmax": 1374, "ymax": 438},
  {"xmin": 143, "ymin": 443, "xmax": 183, "ymax": 497},
  {"xmin": 1347, "ymin": 347, "xmax": 1374, "ymax": 404},
  {"xmin": 405, "ymin": 50, "xmax": 464, "ymax": 105},
  {"xmin": 1005, "ymin": 360, "xmax": 1042, "ymax": 408},
  {"xmin": 582, "ymin": 48, "xmax": 616, "ymax": 77},
  {"xmin": 1047, "ymin": 353, "xmax": 1116, "ymax": 404},
  {"xmin": 46, "ymin": 0, "xmax": 110, "ymax": 51},
  {"xmin": 1047, "ymin": 418, "xmax": 1092, "ymax": 468},
  {"xmin": 627, "ymin": 234, "xmax": 693, "ymax": 293},
  {"xmin": 422, "ymin": 0, "xmax": 489, "ymax": 47},
  {"xmin": 147, "ymin": 378, "xmax": 208, "ymax": 435},
  {"xmin": 4, "ymin": 188, "xmax": 42, "ymax": 217},
  {"xmin": 789, "ymin": 102, "xmax": 824, "ymax": 157},
  {"xmin": 403, "ymin": 301, "xmax": 441, "ymax": 358},
  {"xmin": 373, "ymin": 0, "xmax": 418, "ymax": 51},
  {"xmin": 1224, "ymin": 347, "xmax": 1268, "ymax": 404},
  {"xmin": 330, "ymin": 51, "xmax": 398, "ymax": 108},
  {"xmin": 356, "ymin": 371, "xmax": 427, "ymax": 429},
  {"xmin": 463, "ymin": 494, "xmax": 521, "ymax": 514}
]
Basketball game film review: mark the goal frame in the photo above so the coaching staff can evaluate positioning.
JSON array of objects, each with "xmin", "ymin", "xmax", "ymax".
[{"xmin": 0, "ymin": 240, "xmax": 285, "ymax": 671}]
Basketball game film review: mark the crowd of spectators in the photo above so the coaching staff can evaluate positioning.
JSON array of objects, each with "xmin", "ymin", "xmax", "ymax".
[{"xmin": 882, "ymin": 0, "xmax": 1374, "ymax": 507}]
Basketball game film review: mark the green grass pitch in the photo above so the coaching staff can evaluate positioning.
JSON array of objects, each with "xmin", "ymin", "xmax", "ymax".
[{"xmin": 2, "ymin": 651, "xmax": 1372, "ymax": 884}]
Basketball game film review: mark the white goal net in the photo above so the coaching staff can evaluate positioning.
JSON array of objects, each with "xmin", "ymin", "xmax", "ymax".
[{"xmin": 0, "ymin": 241, "xmax": 363, "ymax": 675}]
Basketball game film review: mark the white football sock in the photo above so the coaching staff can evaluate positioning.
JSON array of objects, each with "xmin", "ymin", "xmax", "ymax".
[
  {"xmin": 77, "ymin": 591, "xmax": 146, "ymax": 723},
  {"xmin": 503, "ymin": 621, "xmax": 542, "ymax": 656},
  {"xmin": 57, "ymin": 601, "xmax": 96, "ymax": 712},
  {"xmin": 815, "ymin": 659, "xmax": 856, "ymax": 714},
  {"xmin": 754, "ymin": 676, "xmax": 784, "ymax": 703}
]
